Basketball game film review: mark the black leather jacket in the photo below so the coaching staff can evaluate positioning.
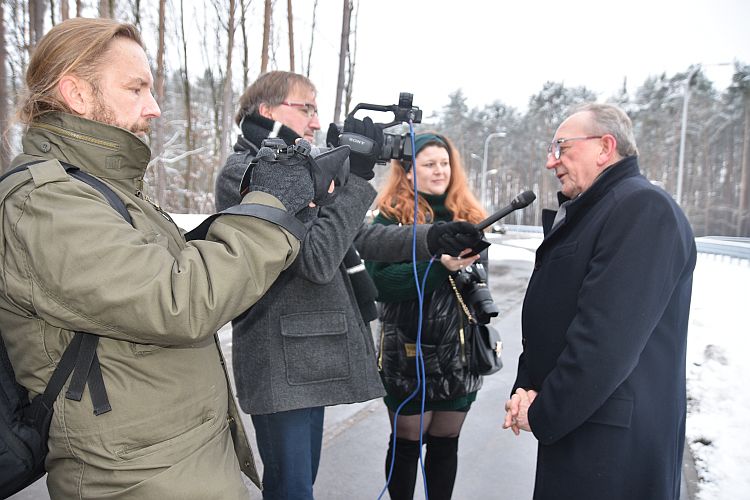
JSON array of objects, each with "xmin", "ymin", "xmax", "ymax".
[{"xmin": 377, "ymin": 258, "xmax": 486, "ymax": 402}]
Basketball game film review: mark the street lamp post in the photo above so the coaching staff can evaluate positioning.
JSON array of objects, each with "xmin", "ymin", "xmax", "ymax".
[
  {"xmin": 481, "ymin": 132, "xmax": 506, "ymax": 210},
  {"xmin": 470, "ymin": 153, "xmax": 483, "ymax": 193}
]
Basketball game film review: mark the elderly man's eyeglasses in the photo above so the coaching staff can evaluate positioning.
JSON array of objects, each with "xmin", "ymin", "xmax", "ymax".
[
  {"xmin": 547, "ymin": 136, "xmax": 602, "ymax": 160},
  {"xmin": 281, "ymin": 101, "xmax": 318, "ymax": 118}
]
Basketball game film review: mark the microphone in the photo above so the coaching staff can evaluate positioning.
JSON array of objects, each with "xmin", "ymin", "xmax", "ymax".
[{"xmin": 475, "ymin": 190, "xmax": 536, "ymax": 231}]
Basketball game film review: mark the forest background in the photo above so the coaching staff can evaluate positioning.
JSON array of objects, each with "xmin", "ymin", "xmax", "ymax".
[{"xmin": 1, "ymin": 0, "xmax": 749, "ymax": 236}]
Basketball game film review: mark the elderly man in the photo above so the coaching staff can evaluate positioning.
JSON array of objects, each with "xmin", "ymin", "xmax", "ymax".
[
  {"xmin": 0, "ymin": 18, "xmax": 325, "ymax": 499},
  {"xmin": 504, "ymin": 103, "xmax": 696, "ymax": 500}
]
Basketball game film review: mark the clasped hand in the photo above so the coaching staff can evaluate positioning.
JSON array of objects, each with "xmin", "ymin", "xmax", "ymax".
[{"xmin": 503, "ymin": 388, "xmax": 538, "ymax": 436}]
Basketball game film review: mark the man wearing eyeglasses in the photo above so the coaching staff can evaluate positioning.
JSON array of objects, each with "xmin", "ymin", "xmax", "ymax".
[
  {"xmin": 503, "ymin": 103, "xmax": 696, "ymax": 500},
  {"xmin": 215, "ymin": 71, "xmax": 484, "ymax": 499}
]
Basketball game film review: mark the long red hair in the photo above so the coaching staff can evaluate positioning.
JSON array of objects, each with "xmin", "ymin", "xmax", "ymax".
[{"xmin": 375, "ymin": 132, "xmax": 486, "ymax": 225}]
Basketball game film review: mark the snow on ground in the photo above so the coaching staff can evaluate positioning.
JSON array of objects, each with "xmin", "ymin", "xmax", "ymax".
[
  {"xmin": 171, "ymin": 214, "xmax": 748, "ymax": 498},
  {"xmin": 684, "ymin": 255, "xmax": 750, "ymax": 500}
]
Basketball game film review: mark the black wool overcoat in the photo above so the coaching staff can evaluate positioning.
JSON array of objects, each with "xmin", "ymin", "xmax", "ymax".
[{"xmin": 513, "ymin": 156, "xmax": 697, "ymax": 500}]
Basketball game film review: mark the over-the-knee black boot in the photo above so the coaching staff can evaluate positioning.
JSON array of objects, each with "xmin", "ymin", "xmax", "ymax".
[
  {"xmin": 385, "ymin": 435, "xmax": 422, "ymax": 500},
  {"xmin": 424, "ymin": 434, "xmax": 459, "ymax": 500}
]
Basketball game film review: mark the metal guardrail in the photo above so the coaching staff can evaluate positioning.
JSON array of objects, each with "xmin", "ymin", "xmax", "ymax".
[
  {"xmin": 497, "ymin": 227, "xmax": 750, "ymax": 261},
  {"xmin": 695, "ymin": 237, "xmax": 750, "ymax": 260}
]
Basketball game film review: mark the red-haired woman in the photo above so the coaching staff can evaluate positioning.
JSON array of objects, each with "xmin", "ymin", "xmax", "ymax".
[{"xmin": 365, "ymin": 132, "xmax": 489, "ymax": 500}]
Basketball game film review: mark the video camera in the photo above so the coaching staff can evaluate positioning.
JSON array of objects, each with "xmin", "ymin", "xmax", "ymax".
[
  {"xmin": 335, "ymin": 92, "xmax": 422, "ymax": 163},
  {"xmin": 251, "ymin": 138, "xmax": 350, "ymax": 206}
]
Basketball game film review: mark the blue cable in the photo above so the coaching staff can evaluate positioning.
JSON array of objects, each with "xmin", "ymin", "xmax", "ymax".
[{"xmin": 378, "ymin": 123, "xmax": 434, "ymax": 500}]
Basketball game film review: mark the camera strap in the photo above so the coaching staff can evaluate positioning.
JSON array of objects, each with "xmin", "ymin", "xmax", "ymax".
[
  {"xmin": 448, "ymin": 275, "xmax": 476, "ymax": 325},
  {"xmin": 184, "ymin": 203, "xmax": 307, "ymax": 242}
]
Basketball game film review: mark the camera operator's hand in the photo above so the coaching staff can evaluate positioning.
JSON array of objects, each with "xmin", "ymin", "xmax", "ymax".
[
  {"xmin": 240, "ymin": 145, "xmax": 315, "ymax": 215},
  {"xmin": 344, "ymin": 116, "xmax": 383, "ymax": 180},
  {"xmin": 426, "ymin": 221, "xmax": 484, "ymax": 257}
]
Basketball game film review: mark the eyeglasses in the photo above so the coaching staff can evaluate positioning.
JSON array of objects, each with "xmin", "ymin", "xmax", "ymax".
[
  {"xmin": 547, "ymin": 136, "xmax": 602, "ymax": 160},
  {"xmin": 281, "ymin": 100, "xmax": 318, "ymax": 118}
]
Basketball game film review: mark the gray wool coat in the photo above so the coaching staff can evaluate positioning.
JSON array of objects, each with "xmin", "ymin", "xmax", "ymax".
[{"xmin": 216, "ymin": 150, "xmax": 432, "ymax": 414}]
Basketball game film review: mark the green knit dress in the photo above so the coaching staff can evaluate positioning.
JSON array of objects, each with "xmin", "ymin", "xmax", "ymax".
[{"xmin": 365, "ymin": 193, "xmax": 478, "ymax": 415}]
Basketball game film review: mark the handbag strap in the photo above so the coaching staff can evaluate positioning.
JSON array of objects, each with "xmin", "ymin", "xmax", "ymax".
[{"xmin": 448, "ymin": 275, "xmax": 476, "ymax": 324}]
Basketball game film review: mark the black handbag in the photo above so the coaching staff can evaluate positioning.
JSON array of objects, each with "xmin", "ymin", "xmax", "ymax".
[
  {"xmin": 469, "ymin": 323, "xmax": 503, "ymax": 375},
  {"xmin": 449, "ymin": 276, "xmax": 503, "ymax": 376}
]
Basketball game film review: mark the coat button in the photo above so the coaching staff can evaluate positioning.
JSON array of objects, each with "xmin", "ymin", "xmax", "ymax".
[{"xmin": 40, "ymin": 142, "xmax": 51, "ymax": 152}]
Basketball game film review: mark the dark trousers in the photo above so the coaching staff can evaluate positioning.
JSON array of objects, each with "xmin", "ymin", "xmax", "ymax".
[{"xmin": 252, "ymin": 406, "xmax": 325, "ymax": 500}]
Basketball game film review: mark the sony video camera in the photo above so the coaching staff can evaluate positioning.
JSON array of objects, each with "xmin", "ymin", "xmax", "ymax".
[
  {"xmin": 335, "ymin": 92, "xmax": 422, "ymax": 164},
  {"xmin": 454, "ymin": 261, "xmax": 499, "ymax": 325}
]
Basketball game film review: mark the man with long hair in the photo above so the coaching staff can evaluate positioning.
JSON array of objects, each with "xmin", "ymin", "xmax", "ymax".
[{"xmin": 0, "ymin": 18, "xmax": 321, "ymax": 498}]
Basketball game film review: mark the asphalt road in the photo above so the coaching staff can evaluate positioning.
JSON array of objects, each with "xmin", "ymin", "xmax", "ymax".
[{"xmin": 11, "ymin": 252, "xmax": 537, "ymax": 500}]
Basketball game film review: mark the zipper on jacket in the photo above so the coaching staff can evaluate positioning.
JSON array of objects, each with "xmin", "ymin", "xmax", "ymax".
[
  {"xmin": 135, "ymin": 187, "xmax": 176, "ymax": 224},
  {"xmin": 459, "ymin": 325, "xmax": 466, "ymax": 365},
  {"xmin": 378, "ymin": 326, "xmax": 385, "ymax": 370},
  {"xmin": 31, "ymin": 122, "xmax": 120, "ymax": 151}
]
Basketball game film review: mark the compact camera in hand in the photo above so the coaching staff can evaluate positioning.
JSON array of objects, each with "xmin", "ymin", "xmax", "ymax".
[{"xmin": 454, "ymin": 262, "xmax": 499, "ymax": 325}]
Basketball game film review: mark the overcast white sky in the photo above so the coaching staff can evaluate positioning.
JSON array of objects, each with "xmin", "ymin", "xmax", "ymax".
[{"xmin": 282, "ymin": 0, "xmax": 750, "ymax": 124}]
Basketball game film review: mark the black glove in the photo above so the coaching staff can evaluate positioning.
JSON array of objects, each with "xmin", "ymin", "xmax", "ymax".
[
  {"xmin": 240, "ymin": 145, "xmax": 314, "ymax": 215},
  {"xmin": 426, "ymin": 221, "xmax": 485, "ymax": 257},
  {"xmin": 329, "ymin": 116, "xmax": 382, "ymax": 181}
]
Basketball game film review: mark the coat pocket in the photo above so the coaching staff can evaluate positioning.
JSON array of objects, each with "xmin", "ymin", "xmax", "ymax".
[
  {"xmin": 586, "ymin": 395, "xmax": 633, "ymax": 429},
  {"xmin": 549, "ymin": 241, "xmax": 578, "ymax": 261},
  {"xmin": 280, "ymin": 311, "xmax": 350, "ymax": 385}
]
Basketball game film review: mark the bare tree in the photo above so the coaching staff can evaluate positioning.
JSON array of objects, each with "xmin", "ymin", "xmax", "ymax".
[
  {"xmin": 50, "ymin": 0, "xmax": 56, "ymax": 25},
  {"xmin": 287, "ymin": 0, "xmax": 294, "ymax": 72},
  {"xmin": 343, "ymin": 0, "xmax": 359, "ymax": 115},
  {"xmin": 333, "ymin": 0, "xmax": 352, "ymax": 123},
  {"xmin": 240, "ymin": 0, "xmax": 249, "ymax": 89},
  {"xmin": 61, "ymin": 0, "xmax": 69, "ymax": 21},
  {"xmin": 219, "ymin": 0, "xmax": 237, "ymax": 168},
  {"xmin": 1, "ymin": 0, "xmax": 10, "ymax": 172},
  {"xmin": 77, "ymin": 0, "xmax": 83, "ymax": 17},
  {"xmin": 133, "ymin": 0, "xmax": 142, "ymax": 31},
  {"xmin": 260, "ymin": 0, "xmax": 271, "ymax": 73},
  {"xmin": 179, "ymin": 0, "xmax": 194, "ymax": 210},
  {"xmin": 304, "ymin": 0, "xmax": 318, "ymax": 77},
  {"xmin": 738, "ymin": 86, "xmax": 750, "ymax": 235},
  {"xmin": 28, "ymin": 0, "xmax": 47, "ymax": 48},
  {"xmin": 153, "ymin": 0, "xmax": 167, "ymax": 204},
  {"xmin": 99, "ymin": 0, "xmax": 110, "ymax": 17}
]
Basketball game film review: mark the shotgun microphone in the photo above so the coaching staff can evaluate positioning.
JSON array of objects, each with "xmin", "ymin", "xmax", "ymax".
[{"xmin": 475, "ymin": 191, "xmax": 536, "ymax": 231}]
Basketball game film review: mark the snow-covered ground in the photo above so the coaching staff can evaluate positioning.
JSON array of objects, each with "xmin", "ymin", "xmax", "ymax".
[
  {"xmin": 684, "ymin": 254, "xmax": 750, "ymax": 499},
  {"xmin": 171, "ymin": 214, "xmax": 748, "ymax": 498}
]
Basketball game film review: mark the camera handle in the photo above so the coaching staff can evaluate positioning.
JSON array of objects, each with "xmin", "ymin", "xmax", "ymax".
[{"xmin": 347, "ymin": 102, "xmax": 420, "ymax": 129}]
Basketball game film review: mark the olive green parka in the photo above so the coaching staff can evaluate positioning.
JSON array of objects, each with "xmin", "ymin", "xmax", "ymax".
[{"xmin": 0, "ymin": 113, "xmax": 301, "ymax": 499}]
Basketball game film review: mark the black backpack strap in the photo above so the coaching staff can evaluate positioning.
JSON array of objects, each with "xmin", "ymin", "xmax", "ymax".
[
  {"xmin": 2, "ymin": 160, "xmax": 133, "ymax": 418},
  {"xmin": 64, "ymin": 334, "xmax": 111, "ymax": 415},
  {"xmin": 30, "ymin": 333, "xmax": 84, "ymax": 421},
  {"xmin": 185, "ymin": 203, "xmax": 307, "ymax": 242},
  {"xmin": 65, "ymin": 167, "xmax": 132, "ymax": 225},
  {"xmin": 2, "ymin": 160, "xmax": 131, "ymax": 225}
]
